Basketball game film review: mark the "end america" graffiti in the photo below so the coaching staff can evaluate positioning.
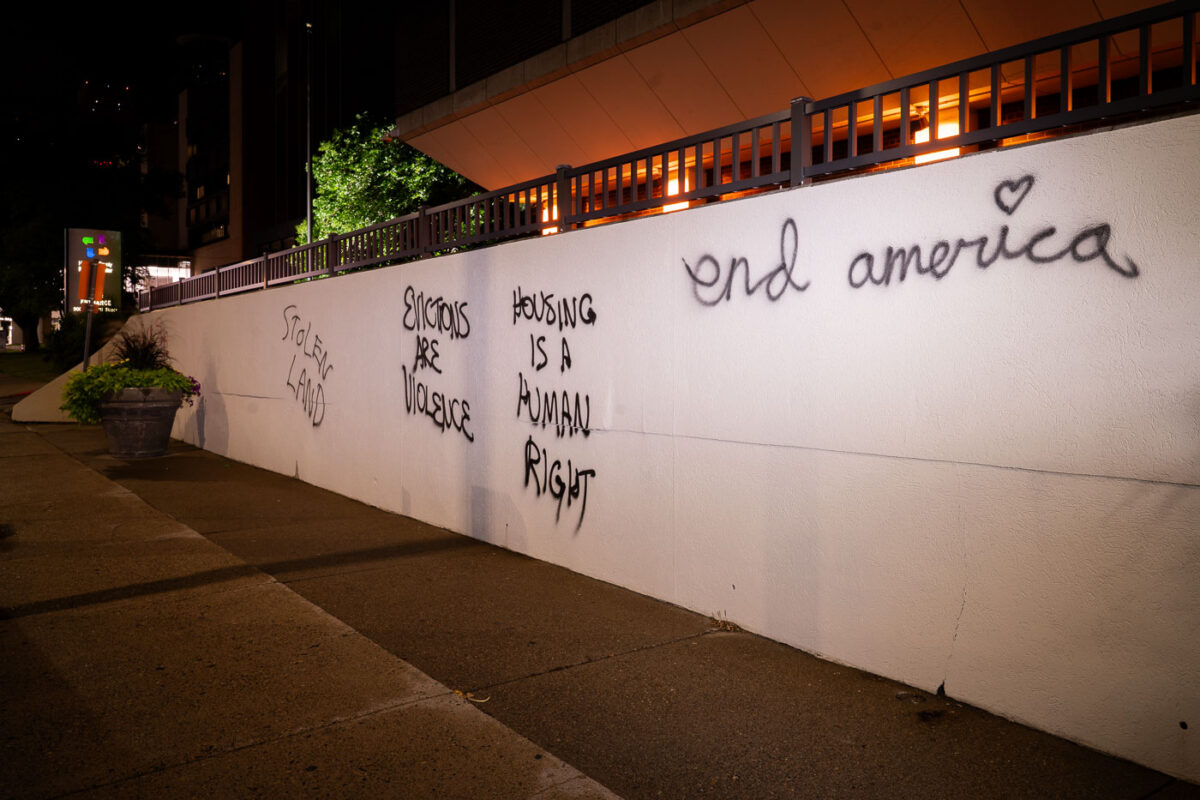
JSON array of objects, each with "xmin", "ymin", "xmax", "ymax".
[
  {"xmin": 847, "ymin": 174, "xmax": 1139, "ymax": 288},
  {"xmin": 680, "ymin": 174, "xmax": 1141, "ymax": 306}
]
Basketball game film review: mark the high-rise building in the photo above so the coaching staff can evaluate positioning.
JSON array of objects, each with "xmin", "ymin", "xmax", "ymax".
[{"xmin": 174, "ymin": 1, "xmax": 397, "ymax": 272}]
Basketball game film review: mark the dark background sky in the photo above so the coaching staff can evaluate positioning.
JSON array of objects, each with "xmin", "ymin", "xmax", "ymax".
[
  {"xmin": 1, "ymin": 4, "xmax": 245, "ymax": 263},
  {"xmin": 0, "ymin": 4, "xmax": 246, "ymax": 333},
  {"xmin": 3, "ymin": 4, "xmax": 242, "ymax": 157}
]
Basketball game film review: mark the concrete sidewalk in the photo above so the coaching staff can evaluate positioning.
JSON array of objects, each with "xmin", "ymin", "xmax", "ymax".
[
  {"xmin": 1, "ymin": 414, "xmax": 616, "ymax": 799},
  {"xmin": 2, "ymin": 402, "xmax": 1198, "ymax": 798}
]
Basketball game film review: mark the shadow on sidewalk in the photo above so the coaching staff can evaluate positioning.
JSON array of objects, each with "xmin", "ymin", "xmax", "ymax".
[{"xmin": 2, "ymin": 536, "xmax": 473, "ymax": 620}]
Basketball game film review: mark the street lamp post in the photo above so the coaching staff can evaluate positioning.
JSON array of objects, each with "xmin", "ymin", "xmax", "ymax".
[{"xmin": 305, "ymin": 19, "xmax": 313, "ymax": 247}]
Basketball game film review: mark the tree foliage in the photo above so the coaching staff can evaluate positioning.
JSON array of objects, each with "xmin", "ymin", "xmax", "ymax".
[
  {"xmin": 0, "ymin": 207, "xmax": 65, "ymax": 351},
  {"xmin": 0, "ymin": 113, "xmax": 180, "ymax": 351},
  {"xmin": 298, "ymin": 114, "xmax": 475, "ymax": 243}
]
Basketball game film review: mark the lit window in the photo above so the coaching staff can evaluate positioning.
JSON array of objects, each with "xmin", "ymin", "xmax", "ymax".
[
  {"xmin": 914, "ymin": 122, "xmax": 960, "ymax": 164},
  {"xmin": 663, "ymin": 160, "xmax": 690, "ymax": 213},
  {"xmin": 541, "ymin": 203, "xmax": 559, "ymax": 235}
]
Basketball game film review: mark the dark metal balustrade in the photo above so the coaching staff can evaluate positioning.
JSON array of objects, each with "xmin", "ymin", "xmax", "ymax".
[
  {"xmin": 562, "ymin": 108, "xmax": 792, "ymax": 226},
  {"xmin": 802, "ymin": 0, "xmax": 1198, "ymax": 177},
  {"xmin": 141, "ymin": 1, "xmax": 1198, "ymax": 312}
]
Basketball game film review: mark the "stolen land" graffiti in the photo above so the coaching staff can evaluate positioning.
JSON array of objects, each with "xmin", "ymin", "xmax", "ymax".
[{"xmin": 282, "ymin": 304, "xmax": 333, "ymax": 427}]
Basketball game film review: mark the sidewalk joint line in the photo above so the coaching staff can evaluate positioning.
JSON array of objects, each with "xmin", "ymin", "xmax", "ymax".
[
  {"xmin": 48, "ymin": 693, "xmax": 454, "ymax": 799},
  {"xmin": 463, "ymin": 628, "xmax": 719, "ymax": 695},
  {"xmin": 1138, "ymin": 777, "xmax": 1183, "ymax": 799}
]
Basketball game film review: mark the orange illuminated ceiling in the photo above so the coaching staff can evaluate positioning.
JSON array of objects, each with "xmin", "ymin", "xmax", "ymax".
[{"xmin": 392, "ymin": 0, "xmax": 1164, "ymax": 191}]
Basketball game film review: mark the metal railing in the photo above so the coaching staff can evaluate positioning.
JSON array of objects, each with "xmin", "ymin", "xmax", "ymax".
[
  {"xmin": 140, "ymin": 1, "xmax": 1198, "ymax": 312},
  {"xmin": 801, "ymin": 0, "xmax": 1198, "ymax": 177},
  {"xmin": 562, "ymin": 107, "xmax": 792, "ymax": 226}
]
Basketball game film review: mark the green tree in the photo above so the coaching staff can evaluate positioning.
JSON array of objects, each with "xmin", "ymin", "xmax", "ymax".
[
  {"xmin": 0, "ymin": 116, "xmax": 181, "ymax": 352},
  {"xmin": 0, "ymin": 211, "xmax": 63, "ymax": 353},
  {"xmin": 298, "ymin": 114, "xmax": 475, "ymax": 243}
]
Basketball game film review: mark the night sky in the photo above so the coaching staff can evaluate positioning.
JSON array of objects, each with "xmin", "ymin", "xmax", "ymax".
[
  {"xmin": 2, "ymin": 4, "xmax": 242, "ymax": 233},
  {"xmin": 0, "ymin": 4, "xmax": 246, "ymax": 333},
  {"xmin": 4, "ymin": 4, "xmax": 242, "ymax": 128}
]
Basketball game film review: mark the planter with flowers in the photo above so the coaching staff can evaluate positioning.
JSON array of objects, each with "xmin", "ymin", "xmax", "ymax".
[{"xmin": 61, "ymin": 324, "xmax": 200, "ymax": 458}]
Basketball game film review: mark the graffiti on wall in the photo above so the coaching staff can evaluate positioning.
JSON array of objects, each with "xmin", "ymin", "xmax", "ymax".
[
  {"xmin": 513, "ymin": 285, "xmax": 597, "ymax": 529},
  {"xmin": 682, "ymin": 175, "xmax": 1141, "ymax": 304},
  {"xmin": 847, "ymin": 175, "xmax": 1140, "ymax": 288},
  {"xmin": 282, "ymin": 304, "xmax": 333, "ymax": 427},
  {"xmin": 682, "ymin": 217, "xmax": 810, "ymax": 305},
  {"xmin": 402, "ymin": 285, "xmax": 474, "ymax": 442}
]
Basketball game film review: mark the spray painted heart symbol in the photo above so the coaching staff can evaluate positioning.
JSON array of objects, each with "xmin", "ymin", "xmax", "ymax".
[{"xmin": 994, "ymin": 175, "xmax": 1035, "ymax": 215}]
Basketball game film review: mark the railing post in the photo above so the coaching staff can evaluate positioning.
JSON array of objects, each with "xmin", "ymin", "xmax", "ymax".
[
  {"xmin": 418, "ymin": 206, "xmax": 430, "ymax": 256},
  {"xmin": 789, "ymin": 97, "xmax": 813, "ymax": 187},
  {"xmin": 327, "ymin": 232, "xmax": 339, "ymax": 276},
  {"xmin": 262, "ymin": 255, "xmax": 269, "ymax": 291},
  {"xmin": 555, "ymin": 164, "xmax": 572, "ymax": 231}
]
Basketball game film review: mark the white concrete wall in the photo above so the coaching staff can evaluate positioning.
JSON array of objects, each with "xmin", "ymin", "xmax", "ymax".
[{"xmin": 138, "ymin": 114, "xmax": 1198, "ymax": 781}]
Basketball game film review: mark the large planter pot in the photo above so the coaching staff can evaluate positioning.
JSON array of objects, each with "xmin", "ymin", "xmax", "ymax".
[{"xmin": 99, "ymin": 387, "xmax": 183, "ymax": 459}]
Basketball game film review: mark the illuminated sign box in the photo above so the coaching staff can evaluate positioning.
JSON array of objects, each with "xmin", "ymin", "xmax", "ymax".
[{"xmin": 64, "ymin": 228, "xmax": 123, "ymax": 313}]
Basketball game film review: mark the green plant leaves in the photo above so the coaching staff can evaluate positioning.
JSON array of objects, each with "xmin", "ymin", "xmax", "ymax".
[
  {"xmin": 61, "ymin": 364, "xmax": 198, "ymax": 424},
  {"xmin": 296, "ymin": 113, "xmax": 475, "ymax": 244}
]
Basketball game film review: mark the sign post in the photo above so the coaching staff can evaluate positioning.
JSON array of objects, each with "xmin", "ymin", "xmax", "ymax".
[
  {"xmin": 81, "ymin": 259, "xmax": 100, "ymax": 370},
  {"xmin": 64, "ymin": 229, "xmax": 122, "ymax": 369}
]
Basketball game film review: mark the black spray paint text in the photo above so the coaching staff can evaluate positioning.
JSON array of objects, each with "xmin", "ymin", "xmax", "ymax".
[
  {"xmin": 412, "ymin": 335, "xmax": 442, "ymax": 374},
  {"xmin": 516, "ymin": 372, "xmax": 591, "ymax": 438},
  {"xmin": 282, "ymin": 305, "xmax": 334, "ymax": 380},
  {"xmin": 403, "ymin": 286, "xmax": 470, "ymax": 339},
  {"xmin": 524, "ymin": 434, "xmax": 595, "ymax": 529},
  {"xmin": 848, "ymin": 175, "xmax": 1139, "ymax": 288},
  {"xmin": 400, "ymin": 285, "xmax": 473, "ymax": 442},
  {"xmin": 286, "ymin": 356, "xmax": 326, "ymax": 427},
  {"xmin": 529, "ymin": 334, "xmax": 574, "ymax": 374},
  {"xmin": 282, "ymin": 304, "xmax": 332, "ymax": 427},
  {"xmin": 402, "ymin": 365, "xmax": 473, "ymax": 442},
  {"xmin": 512, "ymin": 286, "xmax": 600, "ymax": 527},
  {"xmin": 512, "ymin": 286, "xmax": 597, "ymax": 330},
  {"xmin": 683, "ymin": 217, "xmax": 810, "ymax": 305}
]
